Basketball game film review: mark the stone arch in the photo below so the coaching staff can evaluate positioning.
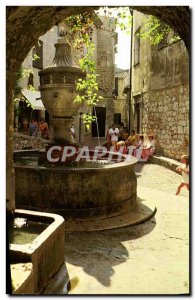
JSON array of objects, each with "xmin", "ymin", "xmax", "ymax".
[{"xmin": 7, "ymin": 6, "xmax": 189, "ymax": 77}]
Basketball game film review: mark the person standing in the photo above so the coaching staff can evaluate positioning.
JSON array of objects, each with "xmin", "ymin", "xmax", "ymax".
[
  {"xmin": 106, "ymin": 126, "xmax": 112, "ymax": 151},
  {"xmin": 109, "ymin": 124, "xmax": 119, "ymax": 151},
  {"xmin": 176, "ymin": 155, "xmax": 189, "ymax": 195},
  {"xmin": 70, "ymin": 125, "xmax": 76, "ymax": 143}
]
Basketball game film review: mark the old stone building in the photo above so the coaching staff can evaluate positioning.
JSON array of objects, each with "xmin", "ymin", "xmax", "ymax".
[{"xmin": 131, "ymin": 11, "xmax": 189, "ymax": 160}]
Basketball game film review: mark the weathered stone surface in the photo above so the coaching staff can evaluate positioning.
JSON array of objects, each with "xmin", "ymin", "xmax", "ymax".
[
  {"xmin": 14, "ymin": 156, "xmax": 138, "ymax": 219},
  {"xmin": 132, "ymin": 10, "xmax": 189, "ymax": 160},
  {"xmin": 141, "ymin": 85, "xmax": 189, "ymax": 159},
  {"xmin": 13, "ymin": 133, "xmax": 47, "ymax": 150}
]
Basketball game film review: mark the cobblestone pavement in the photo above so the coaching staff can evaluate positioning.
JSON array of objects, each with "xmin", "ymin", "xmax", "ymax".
[{"xmin": 135, "ymin": 162, "xmax": 189, "ymax": 197}]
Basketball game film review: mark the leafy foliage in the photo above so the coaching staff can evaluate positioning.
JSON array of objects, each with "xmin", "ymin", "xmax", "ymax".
[
  {"xmin": 80, "ymin": 112, "xmax": 96, "ymax": 129},
  {"xmin": 65, "ymin": 13, "xmax": 105, "ymax": 125},
  {"xmin": 74, "ymin": 45, "xmax": 103, "ymax": 106},
  {"xmin": 138, "ymin": 15, "xmax": 180, "ymax": 45},
  {"xmin": 98, "ymin": 7, "xmax": 180, "ymax": 45},
  {"xmin": 14, "ymin": 67, "xmax": 35, "ymax": 108},
  {"xmin": 14, "ymin": 67, "xmax": 23, "ymax": 96},
  {"xmin": 96, "ymin": 7, "xmax": 132, "ymax": 34},
  {"xmin": 138, "ymin": 15, "xmax": 170, "ymax": 44},
  {"xmin": 65, "ymin": 12, "xmax": 94, "ymax": 50},
  {"xmin": 32, "ymin": 53, "xmax": 40, "ymax": 61}
]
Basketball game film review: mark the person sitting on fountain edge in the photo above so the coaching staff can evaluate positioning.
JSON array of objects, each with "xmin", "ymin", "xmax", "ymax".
[{"xmin": 38, "ymin": 117, "xmax": 50, "ymax": 140}]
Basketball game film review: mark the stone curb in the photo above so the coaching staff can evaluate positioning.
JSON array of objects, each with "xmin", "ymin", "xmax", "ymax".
[
  {"xmin": 148, "ymin": 155, "xmax": 181, "ymax": 174},
  {"xmin": 64, "ymin": 197, "xmax": 157, "ymax": 232}
]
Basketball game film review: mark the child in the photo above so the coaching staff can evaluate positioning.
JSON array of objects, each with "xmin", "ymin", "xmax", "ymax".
[
  {"xmin": 106, "ymin": 126, "xmax": 112, "ymax": 151},
  {"xmin": 176, "ymin": 155, "xmax": 189, "ymax": 195},
  {"xmin": 109, "ymin": 124, "xmax": 119, "ymax": 152}
]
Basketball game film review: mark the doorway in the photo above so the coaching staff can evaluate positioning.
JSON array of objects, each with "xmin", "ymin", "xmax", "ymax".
[
  {"xmin": 92, "ymin": 107, "xmax": 106, "ymax": 137},
  {"xmin": 134, "ymin": 95, "xmax": 142, "ymax": 134}
]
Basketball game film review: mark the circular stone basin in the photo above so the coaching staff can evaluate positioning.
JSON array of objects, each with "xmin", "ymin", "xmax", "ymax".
[{"xmin": 14, "ymin": 150, "xmax": 138, "ymax": 219}]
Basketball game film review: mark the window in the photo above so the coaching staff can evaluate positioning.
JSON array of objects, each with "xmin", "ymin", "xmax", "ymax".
[
  {"xmin": 92, "ymin": 107, "xmax": 106, "ymax": 137},
  {"xmin": 134, "ymin": 95, "xmax": 142, "ymax": 134},
  {"xmin": 32, "ymin": 40, "xmax": 43, "ymax": 69},
  {"xmin": 115, "ymin": 77, "xmax": 118, "ymax": 94},
  {"xmin": 28, "ymin": 73, "xmax": 34, "ymax": 87},
  {"xmin": 134, "ymin": 28, "xmax": 140, "ymax": 66},
  {"xmin": 114, "ymin": 113, "xmax": 121, "ymax": 125}
]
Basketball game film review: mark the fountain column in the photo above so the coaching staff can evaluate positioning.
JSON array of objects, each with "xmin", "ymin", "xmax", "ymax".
[{"xmin": 39, "ymin": 33, "xmax": 85, "ymax": 144}]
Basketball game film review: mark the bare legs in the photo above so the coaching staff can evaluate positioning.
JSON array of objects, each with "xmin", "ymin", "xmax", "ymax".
[
  {"xmin": 176, "ymin": 182, "xmax": 189, "ymax": 195},
  {"xmin": 111, "ymin": 140, "xmax": 118, "ymax": 152}
]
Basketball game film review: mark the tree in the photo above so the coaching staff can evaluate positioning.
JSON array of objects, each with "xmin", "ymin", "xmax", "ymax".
[{"xmin": 65, "ymin": 13, "xmax": 104, "ymax": 127}]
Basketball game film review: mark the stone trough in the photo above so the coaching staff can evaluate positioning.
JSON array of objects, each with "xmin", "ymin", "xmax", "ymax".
[{"xmin": 9, "ymin": 209, "xmax": 65, "ymax": 294}]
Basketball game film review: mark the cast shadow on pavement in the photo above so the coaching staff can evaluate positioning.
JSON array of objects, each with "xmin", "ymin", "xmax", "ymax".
[{"xmin": 65, "ymin": 208, "xmax": 156, "ymax": 288}]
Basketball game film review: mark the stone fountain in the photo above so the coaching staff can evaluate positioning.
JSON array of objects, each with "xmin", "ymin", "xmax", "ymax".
[
  {"xmin": 38, "ymin": 31, "xmax": 85, "ymax": 144},
  {"xmin": 14, "ymin": 31, "xmax": 138, "ymax": 220},
  {"xmin": 39, "ymin": 34, "xmax": 85, "ymax": 144}
]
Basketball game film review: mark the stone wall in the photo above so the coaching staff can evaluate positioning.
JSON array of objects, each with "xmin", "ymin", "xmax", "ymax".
[
  {"xmin": 13, "ymin": 133, "xmax": 48, "ymax": 151},
  {"xmin": 132, "ymin": 11, "xmax": 189, "ymax": 160},
  {"xmin": 142, "ymin": 84, "xmax": 189, "ymax": 160},
  {"xmin": 96, "ymin": 15, "xmax": 116, "ymax": 95},
  {"xmin": 114, "ymin": 70, "xmax": 130, "ymax": 127}
]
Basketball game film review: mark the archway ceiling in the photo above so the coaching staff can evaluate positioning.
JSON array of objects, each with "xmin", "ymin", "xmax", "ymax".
[{"xmin": 7, "ymin": 6, "xmax": 189, "ymax": 74}]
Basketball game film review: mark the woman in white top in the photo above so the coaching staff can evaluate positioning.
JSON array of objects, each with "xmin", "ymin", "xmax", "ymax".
[{"xmin": 109, "ymin": 124, "xmax": 119, "ymax": 151}]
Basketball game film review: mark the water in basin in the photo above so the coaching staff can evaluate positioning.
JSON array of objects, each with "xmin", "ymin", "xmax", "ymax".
[
  {"xmin": 14, "ymin": 158, "xmax": 38, "ymax": 167},
  {"xmin": 42, "ymin": 160, "xmax": 114, "ymax": 169},
  {"xmin": 9, "ymin": 217, "xmax": 49, "ymax": 245},
  {"xmin": 14, "ymin": 158, "xmax": 115, "ymax": 169}
]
